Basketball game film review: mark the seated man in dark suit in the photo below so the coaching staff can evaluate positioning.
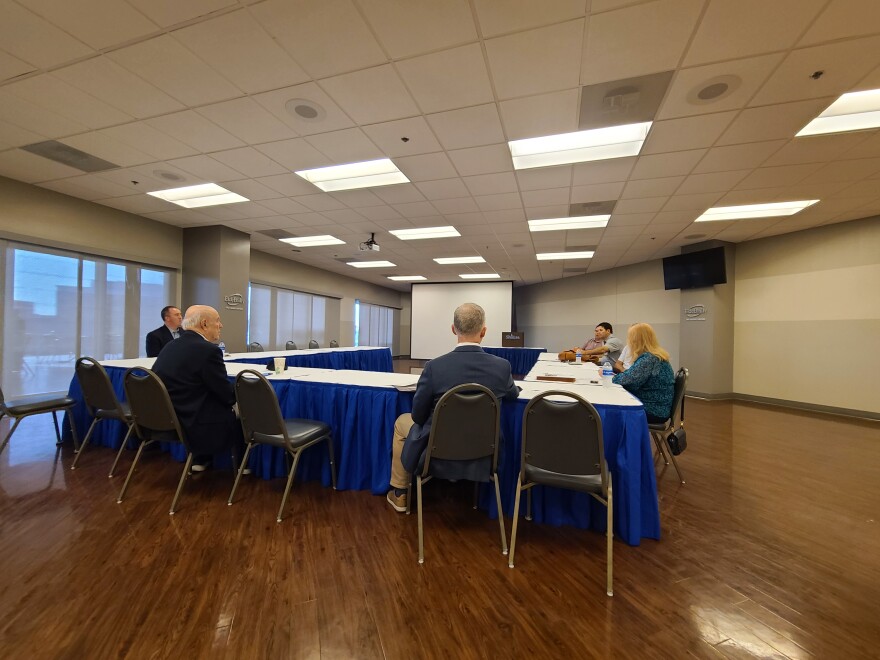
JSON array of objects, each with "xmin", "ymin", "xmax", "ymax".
[
  {"xmin": 145, "ymin": 305, "xmax": 182, "ymax": 357},
  {"xmin": 152, "ymin": 305, "xmax": 242, "ymax": 472},
  {"xmin": 387, "ymin": 302, "xmax": 520, "ymax": 512}
]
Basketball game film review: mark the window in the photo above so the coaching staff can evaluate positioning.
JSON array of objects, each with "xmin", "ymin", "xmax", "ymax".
[
  {"xmin": 355, "ymin": 301, "xmax": 393, "ymax": 348},
  {"xmin": 0, "ymin": 242, "xmax": 177, "ymax": 397},
  {"xmin": 247, "ymin": 283, "xmax": 331, "ymax": 350}
]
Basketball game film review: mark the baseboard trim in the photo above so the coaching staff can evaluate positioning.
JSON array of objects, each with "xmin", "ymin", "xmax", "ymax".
[{"xmin": 686, "ymin": 391, "xmax": 879, "ymax": 421}]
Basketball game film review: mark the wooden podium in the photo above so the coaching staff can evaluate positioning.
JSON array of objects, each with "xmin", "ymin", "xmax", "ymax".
[{"xmin": 501, "ymin": 331, "xmax": 524, "ymax": 347}]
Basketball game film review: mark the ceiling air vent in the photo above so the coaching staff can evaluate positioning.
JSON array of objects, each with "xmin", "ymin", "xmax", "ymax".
[{"xmin": 21, "ymin": 140, "xmax": 119, "ymax": 172}]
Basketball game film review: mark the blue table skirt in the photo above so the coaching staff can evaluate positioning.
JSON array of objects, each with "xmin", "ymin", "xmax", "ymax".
[
  {"xmin": 65, "ymin": 369, "xmax": 659, "ymax": 546},
  {"xmin": 482, "ymin": 347, "xmax": 546, "ymax": 375},
  {"xmin": 226, "ymin": 347, "xmax": 392, "ymax": 373}
]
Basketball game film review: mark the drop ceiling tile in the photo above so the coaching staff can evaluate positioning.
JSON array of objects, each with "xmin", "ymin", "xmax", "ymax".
[
  {"xmin": 320, "ymin": 65, "xmax": 419, "ymax": 125},
  {"xmin": 100, "ymin": 123, "xmax": 197, "ymax": 161},
  {"xmin": 657, "ymin": 53, "xmax": 783, "ymax": 120},
  {"xmin": 463, "ymin": 172, "xmax": 518, "ymax": 196},
  {"xmin": 396, "ymin": 43, "xmax": 493, "ymax": 114},
  {"xmin": 801, "ymin": 158, "xmax": 880, "ymax": 184},
  {"xmin": 524, "ymin": 204, "xmax": 570, "ymax": 220},
  {"xmin": 355, "ymin": 205, "xmax": 403, "ymax": 221},
  {"xmin": 222, "ymin": 179, "xmax": 281, "ymax": 201},
  {"xmin": 683, "ymin": 0, "xmax": 825, "ymax": 67},
  {"xmin": 642, "ymin": 112, "xmax": 737, "ymax": 155},
  {"xmin": 292, "ymin": 194, "xmax": 347, "ymax": 212},
  {"xmin": 95, "ymin": 193, "xmax": 174, "ymax": 213},
  {"xmin": 447, "ymin": 144, "xmax": 513, "ymax": 177},
  {"xmin": 521, "ymin": 188, "xmax": 570, "ymax": 207},
  {"xmin": 108, "ymin": 34, "xmax": 242, "ymax": 107},
  {"xmin": 608, "ymin": 212, "xmax": 654, "ymax": 227},
  {"xmin": 515, "ymin": 166, "xmax": 573, "ymax": 191},
  {"xmin": 61, "ymin": 131, "xmax": 153, "ymax": 167},
  {"xmin": 630, "ymin": 149, "xmax": 706, "ymax": 179},
  {"xmin": 750, "ymin": 36, "xmax": 880, "ymax": 107},
  {"xmin": 474, "ymin": 0, "xmax": 585, "ymax": 38},
  {"xmin": 391, "ymin": 201, "xmax": 438, "ymax": 218},
  {"xmin": 486, "ymin": 20, "xmax": 584, "ymax": 99},
  {"xmin": 167, "ymin": 154, "xmax": 243, "ymax": 182},
  {"xmin": 570, "ymin": 181, "xmax": 626, "ymax": 203},
  {"xmin": 195, "ymin": 97, "xmax": 299, "ymax": 145},
  {"xmin": 415, "ymin": 178, "xmax": 470, "ymax": 200},
  {"xmin": 39, "ymin": 177, "xmax": 106, "ymax": 201},
  {"xmin": 372, "ymin": 184, "xmax": 426, "ymax": 204},
  {"xmin": 799, "ymin": 0, "xmax": 880, "ymax": 45},
  {"xmin": 498, "ymin": 88, "xmax": 580, "ymax": 141},
  {"xmin": 24, "ymin": 0, "xmax": 160, "ymax": 50},
  {"xmin": 321, "ymin": 208, "xmax": 369, "ymax": 224},
  {"xmin": 662, "ymin": 191, "xmax": 723, "ymax": 211},
  {"xmin": 174, "ymin": 9, "xmax": 309, "ymax": 95},
  {"xmin": 841, "ymin": 131, "xmax": 880, "ymax": 160},
  {"xmin": 54, "ymin": 57, "xmax": 185, "ymax": 119},
  {"xmin": 734, "ymin": 163, "xmax": 824, "ymax": 190},
  {"xmin": 395, "ymin": 152, "xmax": 458, "ymax": 181},
  {"xmin": 256, "ymin": 173, "xmax": 326, "ymax": 197},
  {"xmin": 612, "ymin": 196, "xmax": 668, "ymax": 214},
  {"xmin": 0, "ymin": 120, "xmax": 45, "ymax": 151},
  {"xmin": 330, "ymin": 189, "xmax": 385, "ymax": 207},
  {"xmin": 571, "ymin": 157, "xmax": 636, "ymax": 185},
  {"xmin": 6, "ymin": 74, "xmax": 132, "ymax": 130},
  {"xmin": 676, "ymin": 170, "xmax": 751, "ymax": 195},
  {"xmin": 255, "ymin": 138, "xmax": 333, "ymax": 172},
  {"xmin": 432, "ymin": 197, "xmax": 480, "ymax": 214},
  {"xmin": 256, "ymin": 197, "xmax": 313, "ymax": 214},
  {"xmin": 125, "ymin": 0, "xmax": 236, "ymax": 28},
  {"xmin": 359, "ymin": 0, "xmax": 475, "ymax": 58},
  {"xmin": 0, "ymin": 1, "xmax": 93, "ymax": 68},
  {"xmin": 828, "ymin": 180, "xmax": 880, "ymax": 199},
  {"xmin": 621, "ymin": 176, "xmax": 684, "ymax": 199},
  {"xmin": 0, "ymin": 148, "xmax": 83, "ymax": 182},
  {"xmin": 0, "ymin": 49, "xmax": 36, "ymax": 82},
  {"xmin": 146, "ymin": 111, "xmax": 244, "ymax": 152},
  {"xmin": 581, "ymin": 0, "xmax": 702, "ymax": 85},
  {"xmin": 362, "ymin": 117, "xmax": 442, "ymax": 158},
  {"xmin": 253, "ymin": 0, "xmax": 385, "ymax": 78},
  {"xmin": 717, "ymin": 98, "xmax": 835, "ymax": 147},
  {"xmin": 305, "ymin": 128, "xmax": 384, "ymax": 164},
  {"xmin": 763, "ymin": 133, "xmax": 869, "ymax": 167},
  {"xmin": 427, "ymin": 104, "xmax": 505, "ymax": 150},
  {"xmin": 475, "ymin": 193, "xmax": 523, "ymax": 212},
  {"xmin": 212, "ymin": 147, "xmax": 288, "ymax": 178},
  {"xmin": 693, "ymin": 140, "xmax": 787, "ymax": 173}
]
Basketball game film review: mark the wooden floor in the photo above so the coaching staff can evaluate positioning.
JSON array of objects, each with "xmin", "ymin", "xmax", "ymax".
[{"xmin": 1, "ymin": 396, "xmax": 878, "ymax": 659}]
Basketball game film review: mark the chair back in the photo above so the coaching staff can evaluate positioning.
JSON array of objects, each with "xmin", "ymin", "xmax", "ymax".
[
  {"xmin": 308, "ymin": 340, "xmax": 319, "ymax": 349},
  {"xmin": 424, "ymin": 383, "xmax": 500, "ymax": 474},
  {"xmin": 234, "ymin": 369, "xmax": 288, "ymax": 445},
  {"xmin": 76, "ymin": 357, "xmax": 124, "ymax": 415},
  {"xmin": 285, "ymin": 341, "xmax": 297, "ymax": 350},
  {"xmin": 522, "ymin": 391, "xmax": 607, "ymax": 492},
  {"xmin": 248, "ymin": 342, "xmax": 264, "ymax": 352},
  {"xmin": 123, "ymin": 368, "xmax": 188, "ymax": 448},
  {"xmin": 329, "ymin": 340, "xmax": 339, "ymax": 348},
  {"xmin": 669, "ymin": 367, "xmax": 689, "ymax": 424}
]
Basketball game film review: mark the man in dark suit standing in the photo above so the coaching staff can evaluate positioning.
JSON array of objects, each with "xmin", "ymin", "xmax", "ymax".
[
  {"xmin": 152, "ymin": 305, "xmax": 241, "ymax": 472},
  {"xmin": 387, "ymin": 302, "xmax": 520, "ymax": 512},
  {"xmin": 145, "ymin": 305, "xmax": 182, "ymax": 357}
]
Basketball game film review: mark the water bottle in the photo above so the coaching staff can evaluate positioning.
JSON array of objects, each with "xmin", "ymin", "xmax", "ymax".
[
  {"xmin": 218, "ymin": 340, "xmax": 227, "ymax": 355},
  {"xmin": 601, "ymin": 358, "xmax": 614, "ymax": 386},
  {"xmin": 575, "ymin": 348, "xmax": 582, "ymax": 364}
]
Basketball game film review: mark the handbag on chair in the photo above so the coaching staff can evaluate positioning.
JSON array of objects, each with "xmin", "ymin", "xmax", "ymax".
[{"xmin": 666, "ymin": 395, "xmax": 687, "ymax": 456}]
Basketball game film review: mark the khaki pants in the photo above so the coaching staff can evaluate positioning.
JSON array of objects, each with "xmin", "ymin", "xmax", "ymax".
[{"xmin": 390, "ymin": 413, "xmax": 415, "ymax": 489}]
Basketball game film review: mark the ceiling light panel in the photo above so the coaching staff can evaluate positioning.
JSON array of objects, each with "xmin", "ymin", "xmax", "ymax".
[
  {"xmin": 528, "ymin": 215, "xmax": 611, "ymax": 232},
  {"xmin": 797, "ymin": 89, "xmax": 880, "ymax": 137},
  {"xmin": 695, "ymin": 200, "xmax": 819, "ymax": 222},
  {"xmin": 459, "ymin": 273, "xmax": 501, "ymax": 279},
  {"xmin": 389, "ymin": 226, "xmax": 461, "ymax": 240},
  {"xmin": 387, "ymin": 275, "xmax": 427, "ymax": 281},
  {"xmin": 536, "ymin": 251, "xmax": 595, "ymax": 260},
  {"xmin": 434, "ymin": 256, "xmax": 486, "ymax": 264},
  {"xmin": 280, "ymin": 235, "xmax": 345, "ymax": 247},
  {"xmin": 509, "ymin": 122, "xmax": 652, "ymax": 170},
  {"xmin": 147, "ymin": 183, "xmax": 249, "ymax": 208},
  {"xmin": 295, "ymin": 158, "xmax": 409, "ymax": 192},
  {"xmin": 346, "ymin": 260, "xmax": 396, "ymax": 268}
]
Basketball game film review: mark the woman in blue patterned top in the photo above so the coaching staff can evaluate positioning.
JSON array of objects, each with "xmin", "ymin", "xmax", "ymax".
[{"xmin": 612, "ymin": 323, "xmax": 674, "ymax": 423}]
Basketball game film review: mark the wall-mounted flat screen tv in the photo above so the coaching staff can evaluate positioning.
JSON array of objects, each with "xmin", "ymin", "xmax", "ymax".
[{"xmin": 662, "ymin": 246, "xmax": 727, "ymax": 290}]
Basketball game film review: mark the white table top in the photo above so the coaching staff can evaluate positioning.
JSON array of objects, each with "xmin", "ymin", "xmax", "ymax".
[
  {"xmin": 100, "ymin": 357, "xmax": 269, "ymax": 378},
  {"xmin": 225, "ymin": 346, "xmax": 388, "ymax": 361},
  {"xmin": 521, "ymin": 360, "xmax": 642, "ymax": 407}
]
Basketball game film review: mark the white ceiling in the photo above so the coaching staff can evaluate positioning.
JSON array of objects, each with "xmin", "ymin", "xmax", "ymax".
[{"xmin": 1, "ymin": 0, "xmax": 880, "ymax": 291}]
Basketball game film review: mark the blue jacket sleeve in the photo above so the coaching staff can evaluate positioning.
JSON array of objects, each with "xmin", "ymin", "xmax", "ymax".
[
  {"xmin": 613, "ymin": 353, "xmax": 654, "ymax": 388},
  {"xmin": 410, "ymin": 362, "xmax": 434, "ymax": 425}
]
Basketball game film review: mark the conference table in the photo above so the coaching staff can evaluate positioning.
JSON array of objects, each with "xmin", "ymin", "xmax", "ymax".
[
  {"xmin": 480, "ymin": 346, "xmax": 547, "ymax": 375},
  {"xmin": 64, "ymin": 353, "xmax": 660, "ymax": 546},
  {"xmin": 225, "ymin": 345, "xmax": 393, "ymax": 372}
]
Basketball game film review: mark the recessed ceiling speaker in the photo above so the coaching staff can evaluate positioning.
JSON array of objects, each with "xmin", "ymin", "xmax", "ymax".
[
  {"xmin": 153, "ymin": 169, "xmax": 185, "ymax": 182},
  {"xmin": 285, "ymin": 98, "xmax": 326, "ymax": 122},
  {"xmin": 686, "ymin": 75, "xmax": 741, "ymax": 105}
]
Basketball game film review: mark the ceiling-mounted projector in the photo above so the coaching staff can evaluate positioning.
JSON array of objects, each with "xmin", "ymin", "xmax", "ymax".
[{"xmin": 359, "ymin": 232, "xmax": 380, "ymax": 252}]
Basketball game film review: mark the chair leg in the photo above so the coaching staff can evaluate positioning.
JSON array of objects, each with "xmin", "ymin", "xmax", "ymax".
[
  {"xmin": 473, "ymin": 481, "xmax": 479, "ymax": 509},
  {"xmin": 0, "ymin": 417, "xmax": 23, "ymax": 457},
  {"xmin": 70, "ymin": 418, "xmax": 99, "ymax": 470},
  {"xmin": 492, "ymin": 475, "xmax": 508, "ymax": 555},
  {"xmin": 417, "ymin": 475, "xmax": 425, "ymax": 564},
  {"xmin": 277, "ymin": 451, "xmax": 303, "ymax": 523},
  {"xmin": 108, "ymin": 424, "xmax": 134, "ymax": 478},
  {"xmin": 170, "ymin": 453, "xmax": 193, "ymax": 515},
  {"xmin": 526, "ymin": 487, "xmax": 533, "ymax": 521},
  {"xmin": 405, "ymin": 482, "xmax": 412, "ymax": 515},
  {"xmin": 508, "ymin": 478, "xmax": 524, "ymax": 568},
  {"xmin": 228, "ymin": 443, "xmax": 254, "ymax": 506},
  {"xmin": 651, "ymin": 431, "xmax": 669, "ymax": 464},
  {"xmin": 667, "ymin": 448, "xmax": 686, "ymax": 484},
  {"xmin": 606, "ymin": 478, "xmax": 614, "ymax": 597},
  {"xmin": 326, "ymin": 435, "xmax": 338, "ymax": 490},
  {"xmin": 117, "ymin": 440, "xmax": 147, "ymax": 503},
  {"xmin": 52, "ymin": 410, "xmax": 63, "ymax": 445}
]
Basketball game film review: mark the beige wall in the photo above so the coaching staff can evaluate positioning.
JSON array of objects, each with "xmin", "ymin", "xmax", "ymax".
[
  {"xmin": 0, "ymin": 175, "xmax": 182, "ymax": 269},
  {"xmin": 733, "ymin": 217, "xmax": 880, "ymax": 414},
  {"xmin": 515, "ymin": 260, "xmax": 682, "ymax": 368}
]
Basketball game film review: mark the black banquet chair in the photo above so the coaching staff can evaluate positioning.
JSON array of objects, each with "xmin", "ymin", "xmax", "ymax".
[
  {"xmin": 230, "ymin": 369, "xmax": 337, "ymax": 523},
  {"xmin": 508, "ymin": 390, "xmax": 613, "ymax": 597},
  {"xmin": 329, "ymin": 340, "xmax": 339, "ymax": 348},
  {"xmin": 72, "ymin": 356, "xmax": 134, "ymax": 473},
  {"xmin": 648, "ymin": 367, "xmax": 689, "ymax": 484},
  {"xmin": 119, "ymin": 368, "xmax": 195, "ymax": 514},
  {"xmin": 285, "ymin": 341, "xmax": 297, "ymax": 350},
  {"xmin": 248, "ymin": 342, "xmax": 264, "ymax": 352},
  {"xmin": 0, "ymin": 385, "xmax": 80, "ymax": 460},
  {"xmin": 308, "ymin": 340, "xmax": 319, "ymax": 349},
  {"xmin": 406, "ymin": 383, "xmax": 507, "ymax": 564}
]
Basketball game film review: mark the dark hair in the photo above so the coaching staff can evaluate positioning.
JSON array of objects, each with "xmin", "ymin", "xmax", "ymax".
[
  {"xmin": 161, "ymin": 305, "xmax": 179, "ymax": 321},
  {"xmin": 597, "ymin": 322, "xmax": 613, "ymax": 332}
]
